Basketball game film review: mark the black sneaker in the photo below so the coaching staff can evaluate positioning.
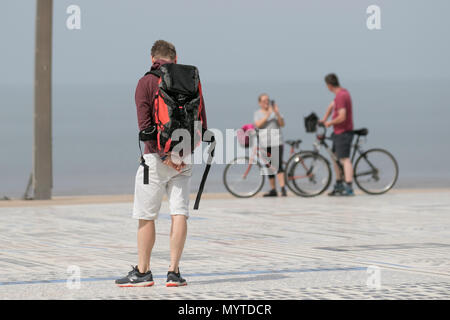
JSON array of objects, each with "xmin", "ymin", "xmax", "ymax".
[
  {"xmin": 328, "ymin": 183, "xmax": 344, "ymax": 196},
  {"xmin": 166, "ymin": 269, "xmax": 187, "ymax": 287},
  {"xmin": 263, "ymin": 189, "xmax": 278, "ymax": 197},
  {"xmin": 115, "ymin": 265, "xmax": 154, "ymax": 287},
  {"xmin": 281, "ymin": 187, "xmax": 287, "ymax": 197}
]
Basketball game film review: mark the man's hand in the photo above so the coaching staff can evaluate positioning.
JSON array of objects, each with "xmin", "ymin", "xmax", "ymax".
[
  {"xmin": 162, "ymin": 154, "xmax": 186, "ymax": 172},
  {"xmin": 324, "ymin": 121, "xmax": 333, "ymax": 128},
  {"xmin": 319, "ymin": 119, "xmax": 331, "ymax": 127}
]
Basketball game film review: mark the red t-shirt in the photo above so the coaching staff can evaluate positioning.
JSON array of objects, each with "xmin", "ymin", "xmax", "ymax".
[{"xmin": 332, "ymin": 88, "xmax": 353, "ymax": 134}]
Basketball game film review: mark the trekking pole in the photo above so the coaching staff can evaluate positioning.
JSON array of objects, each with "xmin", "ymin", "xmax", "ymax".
[{"xmin": 193, "ymin": 133, "xmax": 216, "ymax": 210}]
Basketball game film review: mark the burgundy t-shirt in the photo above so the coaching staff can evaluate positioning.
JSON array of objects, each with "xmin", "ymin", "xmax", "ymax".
[
  {"xmin": 135, "ymin": 59, "xmax": 207, "ymax": 154},
  {"xmin": 332, "ymin": 88, "xmax": 353, "ymax": 135}
]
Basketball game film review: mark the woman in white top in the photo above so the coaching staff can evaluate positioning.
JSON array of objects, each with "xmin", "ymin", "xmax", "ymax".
[{"xmin": 254, "ymin": 93, "xmax": 286, "ymax": 197}]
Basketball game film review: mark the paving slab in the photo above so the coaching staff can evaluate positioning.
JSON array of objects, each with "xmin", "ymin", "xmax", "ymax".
[{"xmin": 0, "ymin": 190, "xmax": 449, "ymax": 299}]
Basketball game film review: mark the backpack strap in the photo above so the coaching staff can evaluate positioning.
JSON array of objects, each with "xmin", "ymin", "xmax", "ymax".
[
  {"xmin": 193, "ymin": 132, "xmax": 216, "ymax": 210},
  {"xmin": 145, "ymin": 69, "xmax": 162, "ymax": 78},
  {"xmin": 138, "ymin": 69, "xmax": 162, "ymax": 185},
  {"xmin": 138, "ymin": 133, "xmax": 150, "ymax": 184}
]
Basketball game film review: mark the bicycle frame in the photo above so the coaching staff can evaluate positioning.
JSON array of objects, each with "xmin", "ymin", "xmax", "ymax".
[
  {"xmin": 313, "ymin": 128, "xmax": 379, "ymax": 180},
  {"xmin": 241, "ymin": 132, "xmax": 279, "ymax": 179},
  {"xmin": 243, "ymin": 132, "xmax": 301, "ymax": 180}
]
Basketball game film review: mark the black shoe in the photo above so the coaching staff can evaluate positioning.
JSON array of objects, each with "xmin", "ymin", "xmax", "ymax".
[
  {"xmin": 166, "ymin": 269, "xmax": 187, "ymax": 287},
  {"xmin": 328, "ymin": 183, "xmax": 344, "ymax": 196},
  {"xmin": 281, "ymin": 187, "xmax": 287, "ymax": 197},
  {"xmin": 115, "ymin": 265, "xmax": 154, "ymax": 287},
  {"xmin": 263, "ymin": 189, "xmax": 278, "ymax": 197}
]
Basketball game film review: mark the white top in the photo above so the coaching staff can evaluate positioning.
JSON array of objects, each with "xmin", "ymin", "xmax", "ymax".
[{"xmin": 254, "ymin": 109, "xmax": 283, "ymax": 147}]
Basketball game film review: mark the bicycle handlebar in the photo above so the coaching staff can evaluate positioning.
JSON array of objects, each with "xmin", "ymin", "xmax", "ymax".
[{"xmin": 316, "ymin": 122, "xmax": 328, "ymax": 139}]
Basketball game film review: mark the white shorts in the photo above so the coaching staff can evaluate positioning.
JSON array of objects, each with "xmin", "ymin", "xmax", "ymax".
[{"xmin": 132, "ymin": 153, "xmax": 192, "ymax": 220}]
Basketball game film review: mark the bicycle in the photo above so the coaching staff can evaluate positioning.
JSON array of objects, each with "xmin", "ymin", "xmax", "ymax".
[
  {"xmin": 285, "ymin": 123, "xmax": 399, "ymax": 196},
  {"xmin": 223, "ymin": 129, "xmax": 303, "ymax": 198}
]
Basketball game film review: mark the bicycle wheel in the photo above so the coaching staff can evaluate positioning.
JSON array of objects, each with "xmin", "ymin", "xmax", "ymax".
[
  {"xmin": 223, "ymin": 157, "xmax": 265, "ymax": 198},
  {"xmin": 354, "ymin": 148, "xmax": 399, "ymax": 195},
  {"xmin": 285, "ymin": 151, "xmax": 332, "ymax": 197}
]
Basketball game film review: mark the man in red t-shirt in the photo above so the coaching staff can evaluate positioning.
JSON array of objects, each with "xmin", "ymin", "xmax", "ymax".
[{"xmin": 321, "ymin": 73, "xmax": 355, "ymax": 196}]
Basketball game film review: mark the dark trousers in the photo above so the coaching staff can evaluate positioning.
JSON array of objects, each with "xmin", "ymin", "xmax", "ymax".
[{"xmin": 265, "ymin": 145, "xmax": 284, "ymax": 178}]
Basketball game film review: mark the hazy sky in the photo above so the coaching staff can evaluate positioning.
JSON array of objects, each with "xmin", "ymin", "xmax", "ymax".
[
  {"xmin": 1, "ymin": 1, "xmax": 450, "ymax": 196},
  {"xmin": 1, "ymin": 0, "xmax": 449, "ymax": 85}
]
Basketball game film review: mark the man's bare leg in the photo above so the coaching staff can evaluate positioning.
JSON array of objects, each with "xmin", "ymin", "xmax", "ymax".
[
  {"xmin": 328, "ymin": 154, "xmax": 345, "ymax": 196},
  {"xmin": 333, "ymin": 155, "xmax": 343, "ymax": 181},
  {"xmin": 340, "ymin": 158, "xmax": 353, "ymax": 183},
  {"xmin": 277, "ymin": 172, "xmax": 285, "ymax": 188},
  {"xmin": 169, "ymin": 215, "xmax": 187, "ymax": 272},
  {"xmin": 137, "ymin": 219, "xmax": 155, "ymax": 273}
]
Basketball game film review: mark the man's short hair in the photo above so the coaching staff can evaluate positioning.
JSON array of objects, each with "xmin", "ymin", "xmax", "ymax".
[
  {"xmin": 324, "ymin": 73, "xmax": 340, "ymax": 87},
  {"xmin": 151, "ymin": 40, "xmax": 177, "ymax": 61}
]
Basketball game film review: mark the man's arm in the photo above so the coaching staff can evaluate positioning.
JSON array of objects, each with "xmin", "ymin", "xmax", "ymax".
[
  {"xmin": 321, "ymin": 101, "xmax": 335, "ymax": 123},
  {"xmin": 324, "ymin": 93, "xmax": 347, "ymax": 128},
  {"xmin": 325, "ymin": 108, "xmax": 346, "ymax": 127},
  {"xmin": 135, "ymin": 78, "xmax": 152, "ymax": 131}
]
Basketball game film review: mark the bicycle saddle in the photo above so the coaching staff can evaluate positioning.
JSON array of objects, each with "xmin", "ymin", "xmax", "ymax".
[
  {"xmin": 352, "ymin": 128, "xmax": 368, "ymax": 136},
  {"xmin": 285, "ymin": 139, "xmax": 302, "ymax": 147}
]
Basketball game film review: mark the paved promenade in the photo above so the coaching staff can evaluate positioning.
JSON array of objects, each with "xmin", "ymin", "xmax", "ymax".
[{"xmin": 0, "ymin": 190, "xmax": 449, "ymax": 299}]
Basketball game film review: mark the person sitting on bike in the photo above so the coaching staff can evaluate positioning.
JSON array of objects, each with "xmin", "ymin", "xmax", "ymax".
[
  {"xmin": 254, "ymin": 93, "xmax": 287, "ymax": 197},
  {"xmin": 320, "ymin": 73, "xmax": 355, "ymax": 196}
]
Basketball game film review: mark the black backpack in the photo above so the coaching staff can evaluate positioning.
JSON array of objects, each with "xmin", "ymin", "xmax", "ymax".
[
  {"xmin": 143, "ymin": 63, "xmax": 203, "ymax": 153},
  {"xmin": 138, "ymin": 64, "xmax": 215, "ymax": 210}
]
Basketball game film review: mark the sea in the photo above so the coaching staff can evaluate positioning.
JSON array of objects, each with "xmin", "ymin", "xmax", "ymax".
[{"xmin": 1, "ymin": 79, "xmax": 449, "ymax": 198}]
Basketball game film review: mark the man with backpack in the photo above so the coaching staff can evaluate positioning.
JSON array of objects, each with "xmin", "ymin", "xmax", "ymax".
[
  {"xmin": 320, "ymin": 73, "xmax": 354, "ymax": 196},
  {"xmin": 115, "ymin": 40, "xmax": 207, "ymax": 287}
]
